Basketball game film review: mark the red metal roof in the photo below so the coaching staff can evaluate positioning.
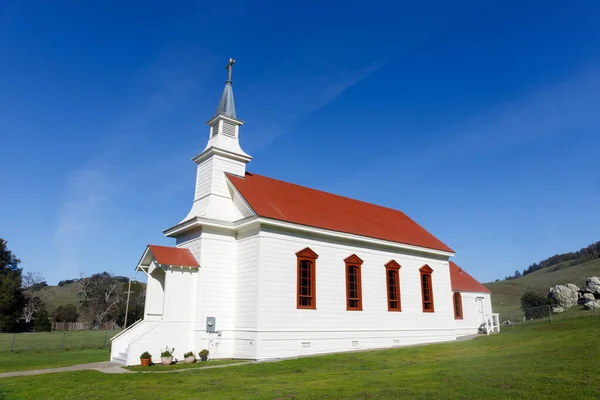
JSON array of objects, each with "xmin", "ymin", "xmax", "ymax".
[
  {"xmin": 147, "ymin": 245, "xmax": 199, "ymax": 268},
  {"xmin": 449, "ymin": 261, "xmax": 490, "ymax": 293},
  {"xmin": 227, "ymin": 172, "xmax": 453, "ymax": 253}
]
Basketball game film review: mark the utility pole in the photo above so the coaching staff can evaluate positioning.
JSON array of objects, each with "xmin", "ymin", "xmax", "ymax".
[{"xmin": 123, "ymin": 277, "xmax": 132, "ymax": 329}]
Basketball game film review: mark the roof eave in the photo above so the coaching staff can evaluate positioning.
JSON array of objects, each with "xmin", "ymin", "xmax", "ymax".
[
  {"xmin": 205, "ymin": 114, "xmax": 244, "ymax": 126},
  {"xmin": 255, "ymin": 216, "xmax": 456, "ymax": 258}
]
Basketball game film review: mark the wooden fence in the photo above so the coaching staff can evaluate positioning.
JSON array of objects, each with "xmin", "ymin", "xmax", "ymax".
[{"xmin": 52, "ymin": 321, "xmax": 119, "ymax": 331}]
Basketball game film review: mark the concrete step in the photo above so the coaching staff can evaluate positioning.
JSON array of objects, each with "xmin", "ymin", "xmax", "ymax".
[
  {"xmin": 111, "ymin": 357, "xmax": 126, "ymax": 365},
  {"xmin": 111, "ymin": 352, "xmax": 128, "ymax": 365}
]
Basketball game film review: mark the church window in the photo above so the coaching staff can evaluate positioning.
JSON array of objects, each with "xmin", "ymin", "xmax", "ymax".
[
  {"xmin": 420, "ymin": 265, "xmax": 435, "ymax": 312},
  {"xmin": 385, "ymin": 260, "xmax": 401, "ymax": 311},
  {"xmin": 453, "ymin": 292, "xmax": 463, "ymax": 319},
  {"xmin": 296, "ymin": 248, "xmax": 318, "ymax": 309},
  {"xmin": 344, "ymin": 254, "xmax": 364, "ymax": 311}
]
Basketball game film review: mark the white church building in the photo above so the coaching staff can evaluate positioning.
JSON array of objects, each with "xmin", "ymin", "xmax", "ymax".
[{"xmin": 111, "ymin": 60, "xmax": 498, "ymax": 365}]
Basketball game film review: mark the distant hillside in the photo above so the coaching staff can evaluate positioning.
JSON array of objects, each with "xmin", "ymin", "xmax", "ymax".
[
  {"xmin": 35, "ymin": 279, "xmax": 145, "ymax": 314},
  {"xmin": 501, "ymin": 240, "xmax": 600, "ymax": 281},
  {"xmin": 36, "ymin": 281, "xmax": 81, "ymax": 310},
  {"xmin": 485, "ymin": 258, "xmax": 600, "ymax": 318}
]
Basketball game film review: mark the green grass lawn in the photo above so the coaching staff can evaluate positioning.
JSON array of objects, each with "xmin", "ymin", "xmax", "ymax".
[
  {"xmin": 0, "ymin": 330, "xmax": 119, "ymax": 352},
  {"xmin": 125, "ymin": 359, "xmax": 250, "ymax": 372},
  {"xmin": 1, "ymin": 317, "xmax": 599, "ymax": 399},
  {"xmin": 0, "ymin": 348, "xmax": 109, "ymax": 373}
]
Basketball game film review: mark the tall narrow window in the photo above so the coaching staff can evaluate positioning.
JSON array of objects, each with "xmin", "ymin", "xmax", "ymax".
[
  {"xmin": 420, "ymin": 265, "xmax": 434, "ymax": 312},
  {"xmin": 344, "ymin": 254, "xmax": 363, "ymax": 311},
  {"xmin": 296, "ymin": 248, "xmax": 318, "ymax": 309},
  {"xmin": 385, "ymin": 260, "xmax": 401, "ymax": 311},
  {"xmin": 453, "ymin": 292, "xmax": 463, "ymax": 319}
]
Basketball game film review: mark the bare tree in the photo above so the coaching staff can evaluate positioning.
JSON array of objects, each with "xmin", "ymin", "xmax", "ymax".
[
  {"xmin": 22, "ymin": 296, "xmax": 45, "ymax": 323},
  {"xmin": 21, "ymin": 272, "xmax": 48, "ymax": 323},
  {"xmin": 77, "ymin": 272, "xmax": 124, "ymax": 325},
  {"xmin": 21, "ymin": 272, "xmax": 44, "ymax": 289}
]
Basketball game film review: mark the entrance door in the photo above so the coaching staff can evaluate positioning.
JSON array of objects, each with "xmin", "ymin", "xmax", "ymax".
[{"xmin": 476, "ymin": 297, "xmax": 485, "ymax": 324}]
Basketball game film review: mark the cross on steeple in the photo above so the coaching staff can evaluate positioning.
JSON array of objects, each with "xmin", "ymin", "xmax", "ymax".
[{"xmin": 226, "ymin": 58, "xmax": 235, "ymax": 83}]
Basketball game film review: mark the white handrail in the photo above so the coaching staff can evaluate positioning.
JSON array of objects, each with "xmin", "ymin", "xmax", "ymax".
[
  {"xmin": 110, "ymin": 319, "xmax": 143, "ymax": 342},
  {"xmin": 129, "ymin": 320, "xmax": 162, "ymax": 346}
]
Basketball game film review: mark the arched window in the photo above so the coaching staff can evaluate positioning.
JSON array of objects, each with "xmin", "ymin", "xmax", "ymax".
[
  {"xmin": 420, "ymin": 265, "xmax": 434, "ymax": 312},
  {"xmin": 385, "ymin": 260, "xmax": 401, "ymax": 311},
  {"xmin": 453, "ymin": 292, "xmax": 463, "ymax": 319},
  {"xmin": 296, "ymin": 248, "xmax": 319, "ymax": 309},
  {"xmin": 344, "ymin": 254, "xmax": 363, "ymax": 311}
]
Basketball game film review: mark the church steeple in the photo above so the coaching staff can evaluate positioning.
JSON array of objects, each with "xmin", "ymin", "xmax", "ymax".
[
  {"xmin": 168, "ymin": 58, "xmax": 251, "ymax": 227},
  {"xmin": 203, "ymin": 58, "xmax": 249, "ymax": 156},
  {"xmin": 215, "ymin": 58, "xmax": 237, "ymax": 119}
]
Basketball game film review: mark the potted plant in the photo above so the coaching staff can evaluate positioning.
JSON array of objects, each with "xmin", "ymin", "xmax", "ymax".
[
  {"xmin": 160, "ymin": 346, "xmax": 175, "ymax": 365},
  {"xmin": 199, "ymin": 349, "xmax": 209, "ymax": 362},
  {"xmin": 183, "ymin": 351, "xmax": 196, "ymax": 363},
  {"xmin": 140, "ymin": 351, "xmax": 152, "ymax": 367}
]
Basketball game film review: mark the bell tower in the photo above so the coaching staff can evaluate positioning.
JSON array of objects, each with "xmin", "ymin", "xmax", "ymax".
[{"xmin": 175, "ymin": 58, "xmax": 252, "ymax": 226}]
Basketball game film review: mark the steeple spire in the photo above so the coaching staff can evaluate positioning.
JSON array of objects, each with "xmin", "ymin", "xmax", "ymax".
[
  {"xmin": 215, "ymin": 58, "xmax": 237, "ymax": 119},
  {"xmin": 168, "ymin": 57, "xmax": 251, "ymax": 228}
]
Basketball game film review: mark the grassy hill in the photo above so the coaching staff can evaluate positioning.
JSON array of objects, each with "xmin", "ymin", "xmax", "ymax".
[
  {"xmin": 484, "ymin": 258, "xmax": 600, "ymax": 318},
  {"xmin": 36, "ymin": 281, "xmax": 81, "ymax": 309}
]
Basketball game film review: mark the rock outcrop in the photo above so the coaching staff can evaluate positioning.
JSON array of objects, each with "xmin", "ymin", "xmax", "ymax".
[
  {"xmin": 579, "ymin": 292, "xmax": 595, "ymax": 303},
  {"xmin": 585, "ymin": 277, "xmax": 600, "ymax": 297},
  {"xmin": 551, "ymin": 306, "xmax": 565, "ymax": 314},
  {"xmin": 583, "ymin": 300, "xmax": 600, "ymax": 310},
  {"xmin": 548, "ymin": 284, "xmax": 579, "ymax": 309}
]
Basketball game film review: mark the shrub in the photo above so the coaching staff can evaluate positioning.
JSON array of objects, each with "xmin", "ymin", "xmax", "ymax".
[
  {"xmin": 520, "ymin": 290, "xmax": 553, "ymax": 319},
  {"xmin": 199, "ymin": 349, "xmax": 209, "ymax": 358},
  {"xmin": 140, "ymin": 351, "xmax": 152, "ymax": 359},
  {"xmin": 54, "ymin": 304, "xmax": 79, "ymax": 322},
  {"xmin": 160, "ymin": 346, "xmax": 174, "ymax": 357},
  {"xmin": 184, "ymin": 351, "xmax": 195, "ymax": 358},
  {"xmin": 33, "ymin": 310, "xmax": 52, "ymax": 332}
]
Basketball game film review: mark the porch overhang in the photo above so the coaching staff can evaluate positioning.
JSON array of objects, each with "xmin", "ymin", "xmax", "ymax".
[{"xmin": 135, "ymin": 245, "xmax": 200, "ymax": 273}]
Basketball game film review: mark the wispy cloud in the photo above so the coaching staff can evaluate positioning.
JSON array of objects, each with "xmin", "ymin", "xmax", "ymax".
[
  {"xmin": 50, "ymin": 51, "xmax": 213, "ymax": 279},
  {"xmin": 424, "ymin": 65, "xmax": 600, "ymax": 161},
  {"xmin": 244, "ymin": 63, "xmax": 381, "ymax": 151},
  {"xmin": 53, "ymin": 166, "xmax": 117, "ymax": 277},
  {"xmin": 328, "ymin": 65, "xmax": 600, "ymax": 197}
]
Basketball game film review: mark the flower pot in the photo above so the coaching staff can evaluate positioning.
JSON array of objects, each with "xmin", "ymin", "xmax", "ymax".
[
  {"xmin": 200, "ymin": 356, "xmax": 208, "ymax": 362},
  {"xmin": 161, "ymin": 356, "xmax": 173, "ymax": 366},
  {"xmin": 184, "ymin": 356, "xmax": 196, "ymax": 364},
  {"xmin": 140, "ymin": 358, "xmax": 151, "ymax": 367}
]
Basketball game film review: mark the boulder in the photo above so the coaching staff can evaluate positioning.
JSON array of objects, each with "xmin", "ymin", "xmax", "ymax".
[
  {"xmin": 551, "ymin": 306, "xmax": 565, "ymax": 314},
  {"xmin": 579, "ymin": 292, "xmax": 596, "ymax": 303},
  {"xmin": 566, "ymin": 283, "xmax": 580, "ymax": 292},
  {"xmin": 502, "ymin": 320, "xmax": 513, "ymax": 326},
  {"xmin": 548, "ymin": 284, "xmax": 579, "ymax": 309},
  {"xmin": 583, "ymin": 300, "xmax": 600, "ymax": 310},
  {"xmin": 585, "ymin": 277, "xmax": 600, "ymax": 296}
]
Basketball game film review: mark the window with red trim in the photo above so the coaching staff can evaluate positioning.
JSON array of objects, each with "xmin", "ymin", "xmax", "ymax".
[
  {"xmin": 420, "ymin": 265, "xmax": 434, "ymax": 312},
  {"xmin": 344, "ymin": 254, "xmax": 363, "ymax": 311},
  {"xmin": 453, "ymin": 292, "xmax": 463, "ymax": 319},
  {"xmin": 385, "ymin": 260, "xmax": 401, "ymax": 311},
  {"xmin": 296, "ymin": 248, "xmax": 318, "ymax": 309}
]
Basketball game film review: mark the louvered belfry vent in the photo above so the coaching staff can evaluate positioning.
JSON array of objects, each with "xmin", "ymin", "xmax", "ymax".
[
  {"xmin": 222, "ymin": 121, "xmax": 236, "ymax": 137},
  {"xmin": 211, "ymin": 122, "xmax": 220, "ymax": 137}
]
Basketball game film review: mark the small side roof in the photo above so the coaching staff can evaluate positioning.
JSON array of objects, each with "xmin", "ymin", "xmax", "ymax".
[
  {"xmin": 137, "ymin": 245, "xmax": 200, "ymax": 269},
  {"xmin": 450, "ymin": 261, "xmax": 490, "ymax": 293}
]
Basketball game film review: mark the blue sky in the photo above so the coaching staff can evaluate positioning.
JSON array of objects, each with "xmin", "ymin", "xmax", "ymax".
[{"xmin": 1, "ymin": 1, "xmax": 599, "ymax": 284}]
